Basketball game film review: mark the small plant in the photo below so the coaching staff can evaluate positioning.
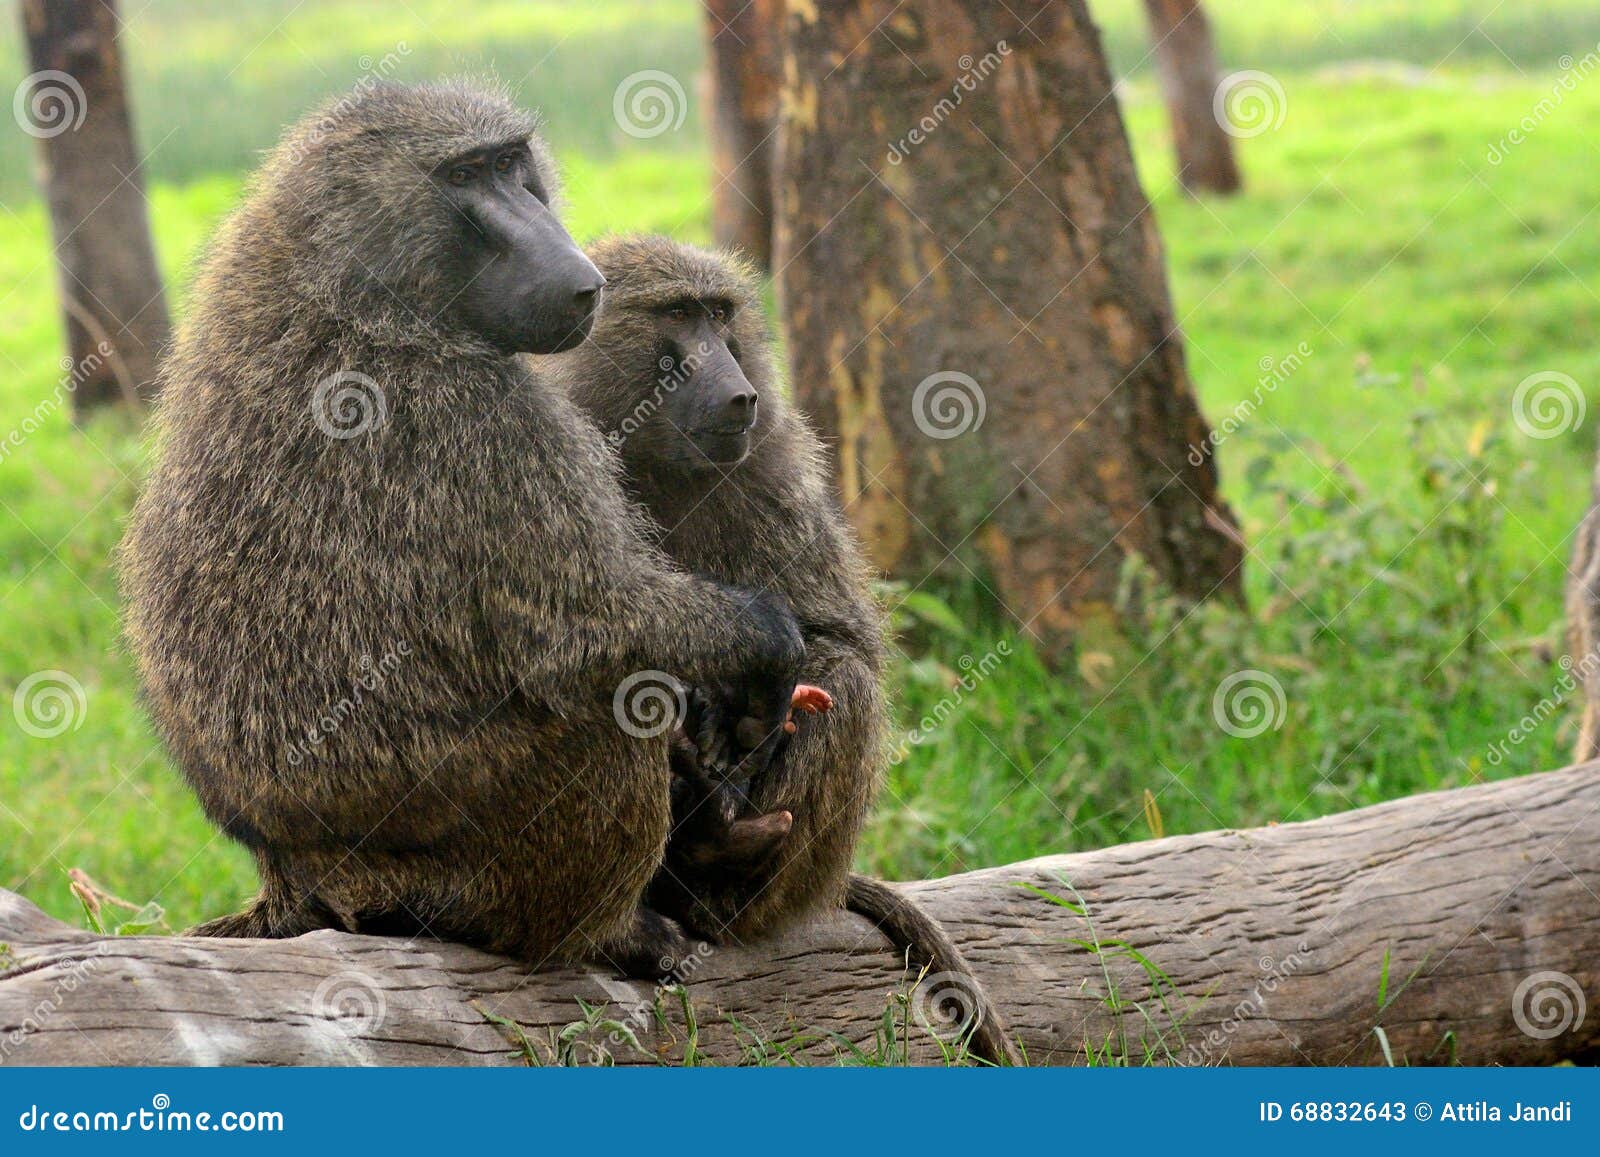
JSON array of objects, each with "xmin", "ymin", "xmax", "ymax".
[
  {"xmin": 473, "ymin": 997, "xmax": 652, "ymax": 1067},
  {"xmin": 1020, "ymin": 874, "xmax": 1195, "ymax": 1065},
  {"xmin": 68, "ymin": 869, "xmax": 167, "ymax": 936}
]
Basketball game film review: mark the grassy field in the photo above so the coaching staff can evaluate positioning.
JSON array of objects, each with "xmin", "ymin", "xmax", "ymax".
[{"xmin": 3, "ymin": 1, "xmax": 1600, "ymax": 932}]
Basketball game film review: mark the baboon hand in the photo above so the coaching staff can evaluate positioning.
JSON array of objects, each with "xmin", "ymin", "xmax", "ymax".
[
  {"xmin": 788, "ymin": 683, "xmax": 834, "ymax": 721},
  {"xmin": 666, "ymin": 729, "xmax": 793, "ymax": 878}
]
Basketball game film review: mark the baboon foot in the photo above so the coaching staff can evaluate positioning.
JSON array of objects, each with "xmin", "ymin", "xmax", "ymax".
[
  {"xmin": 601, "ymin": 906, "xmax": 696, "ymax": 982},
  {"xmin": 186, "ymin": 891, "xmax": 343, "ymax": 939}
]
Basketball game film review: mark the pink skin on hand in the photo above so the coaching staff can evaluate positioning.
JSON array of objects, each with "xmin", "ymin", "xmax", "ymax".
[{"xmin": 784, "ymin": 684, "xmax": 834, "ymax": 733}]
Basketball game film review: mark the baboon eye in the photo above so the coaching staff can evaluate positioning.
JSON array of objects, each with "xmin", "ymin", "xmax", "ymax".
[
  {"xmin": 494, "ymin": 152, "xmax": 516, "ymax": 174},
  {"xmin": 710, "ymin": 304, "xmax": 729, "ymax": 322},
  {"xmin": 448, "ymin": 165, "xmax": 476, "ymax": 186},
  {"xmin": 667, "ymin": 306, "xmax": 688, "ymax": 321}
]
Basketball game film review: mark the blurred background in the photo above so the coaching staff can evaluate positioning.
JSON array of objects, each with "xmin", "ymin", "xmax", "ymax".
[{"xmin": 4, "ymin": 0, "xmax": 1600, "ymax": 930}]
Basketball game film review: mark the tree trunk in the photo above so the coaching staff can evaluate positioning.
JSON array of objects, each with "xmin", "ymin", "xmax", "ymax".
[
  {"xmin": 4, "ymin": 763, "xmax": 1597, "ymax": 1066},
  {"xmin": 19, "ymin": 0, "xmax": 170, "ymax": 414},
  {"xmin": 1566, "ymin": 433, "xmax": 1600, "ymax": 760},
  {"xmin": 774, "ymin": 0, "xmax": 1243, "ymax": 655},
  {"xmin": 703, "ymin": 0, "xmax": 783, "ymax": 267},
  {"xmin": 1143, "ymin": 0, "xmax": 1241, "ymax": 196}
]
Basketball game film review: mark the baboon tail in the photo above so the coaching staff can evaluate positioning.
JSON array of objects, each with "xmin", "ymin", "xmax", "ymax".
[
  {"xmin": 186, "ymin": 887, "xmax": 343, "ymax": 940},
  {"xmin": 845, "ymin": 874, "xmax": 1024, "ymax": 1066}
]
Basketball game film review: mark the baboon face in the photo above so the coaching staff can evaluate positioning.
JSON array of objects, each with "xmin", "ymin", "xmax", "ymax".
[
  {"xmin": 435, "ymin": 140, "xmax": 604, "ymax": 353},
  {"xmin": 627, "ymin": 295, "xmax": 759, "ymax": 471}
]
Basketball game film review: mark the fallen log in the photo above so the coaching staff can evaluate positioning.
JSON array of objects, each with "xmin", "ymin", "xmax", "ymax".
[{"xmin": 3, "ymin": 764, "xmax": 1597, "ymax": 1066}]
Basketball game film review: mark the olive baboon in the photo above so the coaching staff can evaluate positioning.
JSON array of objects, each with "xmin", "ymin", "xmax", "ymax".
[
  {"xmin": 550, "ymin": 236, "xmax": 1022, "ymax": 1063},
  {"xmin": 118, "ymin": 82, "xmax": 803, "ymax": 978}
]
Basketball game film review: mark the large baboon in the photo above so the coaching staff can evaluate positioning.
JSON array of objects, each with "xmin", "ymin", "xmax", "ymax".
[
  {"xmin": 550, "ymin": 237, "xmax": 1021, "ymax": 1063},
  {"xmin": 119, "ymin": 82, "xmax": 803, "ymax": 977}
]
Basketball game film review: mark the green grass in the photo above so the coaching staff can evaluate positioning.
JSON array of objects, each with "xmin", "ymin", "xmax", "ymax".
[{"xmin": 3, "ymin": 1, "xmax": 1599, "ymax": 931}]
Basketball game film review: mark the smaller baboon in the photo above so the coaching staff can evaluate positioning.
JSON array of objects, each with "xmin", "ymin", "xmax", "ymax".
[{"xmin": 550, "ymin": 236, "xmax": 1022, "ymax": 1064}]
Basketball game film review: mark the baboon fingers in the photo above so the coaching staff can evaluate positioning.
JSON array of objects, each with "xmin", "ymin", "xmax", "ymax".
[{"xmin": 790, "ymin": 683, "xmax": 835, "ymax": 714}]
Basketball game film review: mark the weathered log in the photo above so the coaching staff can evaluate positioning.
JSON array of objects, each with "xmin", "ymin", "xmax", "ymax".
[{"xmin": 3, "ymin": 764, "xmax": 1597, "ymax": 1066}]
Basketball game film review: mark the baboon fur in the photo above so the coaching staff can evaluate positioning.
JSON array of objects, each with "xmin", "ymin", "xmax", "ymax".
[
  {"xmin": 549, "ymin": 236, "xmax": 890, "ymax": 938},
  {"xmin": 552, "ymin": 238, "xmax": 1024, "ymax": 1066},
  {"xmin": 118, "ymin": 82, "xmax": 802, "ymax": 973}
]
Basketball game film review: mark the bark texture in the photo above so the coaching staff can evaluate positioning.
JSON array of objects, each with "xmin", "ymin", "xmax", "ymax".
[
  {"xmin": 4, "ymin": 764, "xmax": 1597, "ymax": 1066},
  {"xmin": 704, "ymin": 0, "xmax": 784, "ymax": 267},
  {"xmin": 20, "ymin": 0, "xmax": 170, "ymax": 413},
  {"xmin": 1144, "ymin": 0, "xmax": 1241, "ymax": 195},
  {"xmin": 1567, "ymin": 433, "xmax": 1600, "ymax": 760},
  {"xmin": 774, "ymin": 0, "xmax": 1243, "ymax": 655}
]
